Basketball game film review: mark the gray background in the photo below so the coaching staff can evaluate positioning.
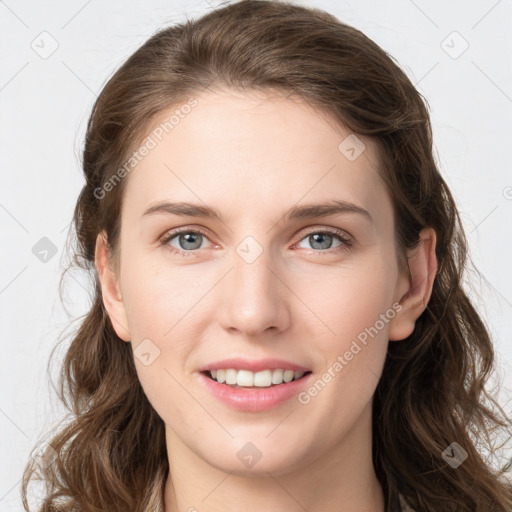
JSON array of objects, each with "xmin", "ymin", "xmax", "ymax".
[{"xmin": 1, "ymin": 0, "xmax": 511, "ymax": 509}]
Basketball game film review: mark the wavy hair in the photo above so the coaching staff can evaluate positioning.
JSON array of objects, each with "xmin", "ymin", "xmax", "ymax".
[{"xmin": 22, "ymin": 1, "xmax": 512, "ymax": 510}]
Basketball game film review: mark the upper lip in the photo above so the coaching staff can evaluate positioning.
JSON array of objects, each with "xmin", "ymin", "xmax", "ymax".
[{"xmin": 198, "ymin": 357, "xmax": 311, "ymax": 373}]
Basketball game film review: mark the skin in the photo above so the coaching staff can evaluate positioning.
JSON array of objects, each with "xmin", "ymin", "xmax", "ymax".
[{"xmin": 95, "ymin": 88, "xmax": 437, "ymax": 512}]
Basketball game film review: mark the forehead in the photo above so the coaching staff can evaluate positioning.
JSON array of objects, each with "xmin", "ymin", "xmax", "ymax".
[{"xmin": 120, "ymin": 88, "xmax": 392, "ymax": 228}]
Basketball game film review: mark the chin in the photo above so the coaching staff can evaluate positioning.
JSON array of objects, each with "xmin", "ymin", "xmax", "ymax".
[{"xmin": 200, "ymin": 439, "xmax": 308, "ymax": 477}]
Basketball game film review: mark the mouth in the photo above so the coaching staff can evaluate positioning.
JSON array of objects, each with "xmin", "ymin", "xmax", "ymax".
[
  {"xmin": 201, "ymin": 369, "xmax": 313, "ymax": 389},
  {"xmin": 197, "ymin": 366, "xmax": 314, "ymax": 411}
]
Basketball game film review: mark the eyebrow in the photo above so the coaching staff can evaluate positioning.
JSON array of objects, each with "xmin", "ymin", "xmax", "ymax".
[{"xmin": 142, "ymin": 199, "xmax": 373, "ymax": 223}]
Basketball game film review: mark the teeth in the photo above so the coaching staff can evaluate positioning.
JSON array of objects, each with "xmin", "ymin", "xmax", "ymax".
[{"xmin": 207, "ymin": 368, "xmax": 306, "ymax": 387}]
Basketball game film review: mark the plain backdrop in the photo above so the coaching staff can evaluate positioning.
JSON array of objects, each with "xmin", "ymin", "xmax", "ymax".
[{"xmin": 1, "ymin": 0, "xmax": 511, "ymax": 509}]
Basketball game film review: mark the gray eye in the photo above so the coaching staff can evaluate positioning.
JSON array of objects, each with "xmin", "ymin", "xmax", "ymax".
[
  {"xmin": 172, "ymin": 232, "xmax": 204, "ymax": 251},
  {"xmin": 298, "ymin": 233, "xmax": 341, "ymax": 251}
]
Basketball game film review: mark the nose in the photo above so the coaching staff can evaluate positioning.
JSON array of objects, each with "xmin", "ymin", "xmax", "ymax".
[{"xmin": 217, "ymin": 241, "xmax": 291, "ymax": 337}]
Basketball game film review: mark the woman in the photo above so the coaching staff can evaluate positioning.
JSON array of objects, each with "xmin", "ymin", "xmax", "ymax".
[{"xmin": 22, "ymin": 1, "xmax": 512, "ymax": 511}]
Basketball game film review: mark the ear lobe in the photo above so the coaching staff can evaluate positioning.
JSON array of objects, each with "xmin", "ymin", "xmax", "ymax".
[
  {"xmin": 388, "ymin": 227, "xmax": 438, "ymax": 341},
  {"xmin": 94, "ymin": 231, "xmax": 131, "ymax": 342}
]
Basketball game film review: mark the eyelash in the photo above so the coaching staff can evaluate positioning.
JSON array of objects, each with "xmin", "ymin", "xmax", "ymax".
[{"xmin": 159, "ymin": 226, "xmax": 353, "ymax": 258}]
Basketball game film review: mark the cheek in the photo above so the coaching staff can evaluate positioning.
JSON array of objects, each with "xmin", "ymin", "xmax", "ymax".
[
  {"xmin": 120, "ymin": 259, "xmax": 197, "ymax": 423},
  {"xmin": 294, "ymin": 258, "xmax": 398, "ymax": 343},
  {"xmin": 121, "ymin": 254, "xmax": 204, "ymax": 338},
  {"xmin": 120, "ymin": 257, "xmax": 212, "ymax": 403},
  {"xmin": 294, "ymin": 259, "xmax": 396, "ymax": 397}
]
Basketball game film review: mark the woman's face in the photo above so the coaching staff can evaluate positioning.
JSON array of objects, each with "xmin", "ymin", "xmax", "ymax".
[{"xmin": 99, "ymin": 88, "xmax": 413, "ymax": 476}]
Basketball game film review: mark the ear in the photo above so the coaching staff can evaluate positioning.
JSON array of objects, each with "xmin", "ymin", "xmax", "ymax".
[
  {"xmin": 388, "ymin": 227, "xmax": 438, "ymax": 341},
  {"xmin": 94, "ymin": 231, "xmax": 131, "ymax": 342}
]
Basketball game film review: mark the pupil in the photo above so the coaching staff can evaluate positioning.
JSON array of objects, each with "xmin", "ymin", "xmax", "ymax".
[
  {"xmin": 310, "ymin": 233, "xmax": 332, "ymax": 250},
  {"xmin": 180, "ymin": 232, "xmax": 201, "ymax": 250}
]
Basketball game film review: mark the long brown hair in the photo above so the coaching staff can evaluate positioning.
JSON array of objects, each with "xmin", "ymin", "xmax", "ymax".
[{"xmin": 21, "ymin": 1, "xmax": 512, "ymax": 510}]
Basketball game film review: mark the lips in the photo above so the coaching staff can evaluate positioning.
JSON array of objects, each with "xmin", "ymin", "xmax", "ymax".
[
  {"xmin": 197, "ymin": 369, "xmax": 313, "ymax": 411},
  {"xmin": 197, "ymin": 357, "xmax": 311, "ymax": 373}
]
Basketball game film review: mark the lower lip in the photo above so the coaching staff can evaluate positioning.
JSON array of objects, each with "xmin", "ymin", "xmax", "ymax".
[{"xmin": 198, "ymin": 371, "xmax": 313, "ymax": 412}]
